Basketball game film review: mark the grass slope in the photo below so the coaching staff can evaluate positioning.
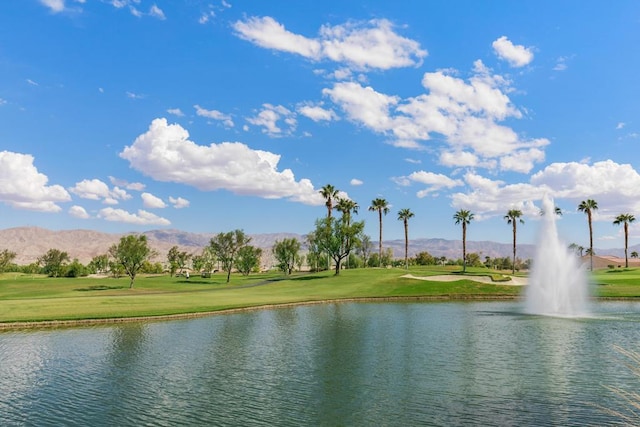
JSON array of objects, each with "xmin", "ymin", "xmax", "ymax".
[{"xmin": 1, "ymin": 266, "xmax": 639, "ymax": 325}]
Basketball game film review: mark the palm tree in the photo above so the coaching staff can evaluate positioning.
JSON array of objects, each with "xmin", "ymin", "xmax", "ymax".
[
  {"xmin": 632, "ymin": 251, "xmax": 638, "ymax": 259},
  {"xmin": 319, "ymin": 184, "xmax": 339, "ymax": 219},
  {"xmin": 504, "ymin": 209, "xmax": 524, "ymax": 274},
  {"xmin": 336, "ymin": 197, "xmax": 359, "ymax": 226},
  {"xmin": 397, "ymin": 208, "xmax": 415, "ymax": 270},
  {"xmin": 369, "ymin": 198, "xmax": 390, "ymax": 267},
  {"xmin": 453, "ymin": 209, "xmax": 474, "ymax": 273},
  {"xmin": 578, "ymin": 199, "xmax": 598, "ymax": 271},
  {"xmin": 613, "ymin": 213, "xmax": 636, "ymax": 268}
]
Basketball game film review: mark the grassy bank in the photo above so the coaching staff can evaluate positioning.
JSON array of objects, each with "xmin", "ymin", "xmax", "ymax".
[{"xmin": 1, "ymin": 266, "xmax": 639, "ymax": 326}]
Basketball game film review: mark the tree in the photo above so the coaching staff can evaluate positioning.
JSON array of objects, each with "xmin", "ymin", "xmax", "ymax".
[
  {"xmin": 0, "ymin": 249, "xmax": 17, "ymax": 273},
  {"xmin": 88, "ymin": 254, "xmax": 109, "ymax": 274},
  {"xmin": 235, "ymin": 245, "xmax": 263, "ymax": 276},
  {"xmin": 613, "ymin": 213, "xmax": 636, "ymax": 268},
  {"xmin": 632, "ymin": 251, "xmax": 639, "ymax": 259},
  {"xmin": 273, "ymin": 238, "xmax": 302, "ymax": 275},
  {"xmin": 38, "ymin": 248, "xmax": 70, "ymax": 277},
  {"xmin": 356, "ymin": 234, "xmax": 373, "ymax": 268},
  {"xmin": 397, "ymin": 208, "xmax": 415, "ymax": 270},
  {"xmin": 108, "ymin": 235, "xmax": 155, "ymax": 288},
  {"xmin": 336, "ymin": 197, "xmax": 359, "ymax": 226},
  {"xmin": 310, "ymin": 216, "xmax": 364, "ymax": 275},
  {"xmin": 415, "ymin": 251, "xmax": 435, "ymax": 266},
  {"xmin": 504, "ymin": 209, "xmax": 524, "ymax": 274},
  {"xmin": 453, "ymin": 209, "xmax": 474, "ymax": 272},
  {"xmin": 319, "ymin": 184, "xmax": 340, "ymax": 219},
  {"xmin": 209, "ymin": 229, "xmax": 251, "ymax": 282},
  {"xmin": 369, "ymin": 198, "xmax": 390, "ymax": 267},
  {"xmin": 167, "ymin": 246, "xmax": 191, "ymax": 276},
  {"xmin": 578, "ymin": 199, "xmax": 599, "ymax": 271}
]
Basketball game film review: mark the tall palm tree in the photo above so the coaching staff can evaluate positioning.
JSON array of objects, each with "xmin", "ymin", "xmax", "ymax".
[
  {"xmin": 504, "ymin": 209, "xmax": 524, "ymax": 274},
  {"xmin": 613, "ymin": 213, "xmax": 636, "ymax": 268},
  {"xmin": 578, "ymin": 199, "xmax": 598, "ymax": 271},
  {"xmin": 397, "ymin": 208, "xmax": 415, "ymax": 270},
  {"xmin": 319, "ymin": 184, "xmax": 339, "ymax": 219},
  {"xmin": 453, "ymin": 209, "xmax": 474, "ymax": 273},
  {"xmin": 336, "ymin": 197, "xmax": 359, "ymax": 226},
  {"xmin": 369, "ymin": 198, "xmax": 390, "ymax": 267}
]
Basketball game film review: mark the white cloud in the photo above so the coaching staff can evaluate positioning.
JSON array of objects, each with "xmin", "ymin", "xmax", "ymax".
[
  {"xmin": 233, "ymin": 17, "xmax": 426, "ymax": 71},
  {"xmin": 449, "ymin": 160, "xmax": 640, "ymax": 221},
  {"xmin": 616, "ymin": 122, "xmax": 625, "ymax": 130},
  {"xmin": 402, "ymin": 171, "xmax": 464, "ymax": 198},
  {"xmin": 141, "ymin": 192, "xmax": 167, "ymax": 208},
  {"xmin": 69, "ymin": 205, "xmax": 90, "ymax": 219},
  {"xmin": 149, "ymin": 4, "xmax": 166, "ymax": 20},
  {"xmin": 69, "ymin": 179, "xmax": 131, "ymax": 204},
  {"xmin": 27, "ymin": 79, "xmax": 39, "ymax": 86},
  {"xmin": 492, "ymin": 36, "xmax": 534, "ymax": 68},
  {"xmin": 324, "ymin": 61, "xmax": 548, "ymax": 172},
  {"xmin": 108, "ymin": 176, "xmax": 145, "ymax": 191},
  {"xmin": 246, "ymin": 104, "xmax": 296, "ymax": 136},
  {"xmin": 0, "ymin": 98, "xmax": 7, "ymax": 105},
  {"xmin": 0, "ymin": 151, "xmax": 71, "ymax": 212},
  {"xmin": 297, "ymin": 104, "xmax": 338, "ymax": 122},
  {"xmin": 167, "ymin": 108, "xmax": 184, "ymax": 117},
  {"xmin": 39, "ymin": 0, "xmax": 65, "ymax": 13},
  {"xmin": 194, "ymin": 105, "xmax": 234, "ymax": 127},
  {"xmin": 120, "ymin": 118, "xmax": 323, "ymax": 205},
  {"xmin": 169, "ymin": 196, "xmax": 190, "ymax": 209},
  {"xmin": 350, "ymin": 178, "xmax": 363, "ymax": 186},
  {"xmin": 126, "ymin": 91, "xmax": 145, "ymax": 99},
  {"xmin": 98, "ymin": 207, "xmax": 171, "ymax": 226}
]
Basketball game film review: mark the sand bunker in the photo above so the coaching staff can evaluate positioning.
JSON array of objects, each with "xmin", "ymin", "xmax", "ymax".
[{"xmin": 402, "ymin": 274, "xmax": 528, "ymax": 286}]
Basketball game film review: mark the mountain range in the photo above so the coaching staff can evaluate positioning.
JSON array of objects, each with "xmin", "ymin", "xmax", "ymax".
[{"xmin": 0, "ymin": 226, "xmax": 628, "ymax": 265}]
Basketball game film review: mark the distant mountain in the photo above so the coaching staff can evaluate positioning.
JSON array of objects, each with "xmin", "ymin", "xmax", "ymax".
[{"xmin": 0, "ymin": 226, "xmax": 626, "ymax": 265}]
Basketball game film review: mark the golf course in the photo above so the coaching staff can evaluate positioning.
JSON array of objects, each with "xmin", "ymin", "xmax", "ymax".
[{"xmin": 1, "ymin": 266, "xmax": 639, "ymax": 327}]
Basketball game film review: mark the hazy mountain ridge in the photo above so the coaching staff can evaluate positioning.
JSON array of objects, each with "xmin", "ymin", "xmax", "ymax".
[{"xmin": 0, "ymin": 227, "xmax": 627, "ymax": 265}]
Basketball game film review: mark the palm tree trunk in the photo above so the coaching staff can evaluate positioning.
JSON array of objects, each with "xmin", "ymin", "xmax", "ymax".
[
  {"xmin": 378, "ymin": 209, "xmax": 383, "ymax": 267},
  {"xmin": 625, "ymin": 222, "xmax": 629, "ymax": 268},
  {"xmin": 404, "ymin": 219, "xmax": 409, "ymax": 270},
  {"xmin": 512, "ymin": 222, "xmax": 517, "ymax": 274},
  {"xmin": 588, "ymin": 212, "xmax": 593, "ymax": 271},
  {"xmin": 462, "ymin": 223, "xmax": 467, "ymax": 273}
]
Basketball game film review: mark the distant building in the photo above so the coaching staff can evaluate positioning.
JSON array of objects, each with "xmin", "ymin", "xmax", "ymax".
[{"xmin": 580, "ymin": 255, "xmax": 640, "ymax": 269}]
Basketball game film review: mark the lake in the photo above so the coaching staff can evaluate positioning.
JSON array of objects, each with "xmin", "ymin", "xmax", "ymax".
[{"xmin": 1, "ymin": 301, "xmax": 639, "ymax": 426}]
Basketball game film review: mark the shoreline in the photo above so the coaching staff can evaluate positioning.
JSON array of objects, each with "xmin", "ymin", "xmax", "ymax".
[{"xmin": 0, "ymin": 295, "xmax": 521, "ymax": 330}]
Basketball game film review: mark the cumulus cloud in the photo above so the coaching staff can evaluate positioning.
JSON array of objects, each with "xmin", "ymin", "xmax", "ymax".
[
  {"xmin": 450, "ymin": 160, "xmax": 640, "ymax": 221},
  {"xmin": 169, "ymin": 196, "xmax": 190, "ymax": 209},
  {"xmin": 233, "ymin": 16, "xmax": 426, "ymax": 71},
  {"xmin": 398, "ymin": 171, "xmax": 464, "ymax": 198},
  {"xmin": 69, "ymin": 179, "xmax": 131, "ymax": 204},
  {"xmin": 194, "ymin": 105, "xmax": 234, "ymax": 127},
  {"xmin": 246, "ymin": 104, "xmax": 296, "ymax": 136},
  {"xmin": 120, "ymin": 118, "xmax": 323, "ymax": 205},
  {"xmin": 108, "ymin": 176, "xmax": 145, "ymax": 191},
  {"xmin": 98, "ymin": 207, "xmax": 171, "ymax": 226},
  {"xmin": 69, "ymin": 205, "xmax": 90, "ymax": 219},
  {"xmin": 141, "ymin": 192, "xmax": 167, "ymax": 208},
  {"xmin": 298, "ymin": 104, "xmax": 338, "ymax": 122},
  {"xmin": 167, "ymin": 108, "xmax": 185, "ymax": 117},
  {"xmin": 350, "ymin": 178, "xmax": 363, "ymax": 186},
  {"xmin": 40, "ymin": 0, "xmax": 65, "ymax": 13},
  {"xmin": 0, "ymin": 151, "xmax": 70, "ymax": 212},
  {"xmin": 323, "ymin": 61, "xmax": 548, "ymax": 172},
  {"xmin": 492, "ymin": 36, "xmax": 534, "ymax": 67}
]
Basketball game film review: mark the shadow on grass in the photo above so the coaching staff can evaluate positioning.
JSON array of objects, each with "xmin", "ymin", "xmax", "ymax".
[
  {"xmin": 291, "ymin": 275, "xmax": 325, "ymax": 282},
  {"xmin": 75, "ymin": 285, "xmax": 127, "ymax": 292}
]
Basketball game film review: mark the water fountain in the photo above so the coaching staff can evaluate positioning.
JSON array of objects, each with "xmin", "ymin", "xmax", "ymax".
[{"xmin": 524, "ymin": 196, "xmax": 590, "ymax": 316}]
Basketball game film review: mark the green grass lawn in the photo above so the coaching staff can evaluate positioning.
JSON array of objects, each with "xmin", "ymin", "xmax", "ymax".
[{"xmin": 1, "ymin": 266, "xmax": 640, "ymax": 325}]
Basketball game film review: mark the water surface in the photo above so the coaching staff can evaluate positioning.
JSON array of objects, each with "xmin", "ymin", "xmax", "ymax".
[{"xmin": 1, "ymin": 301, "xmax": 639, "ymax": 426}]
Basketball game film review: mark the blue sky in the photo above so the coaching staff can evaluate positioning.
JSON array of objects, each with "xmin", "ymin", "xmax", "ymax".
[{"xmin": 1, "ymin": 1, "xmax": 640, "ymax": 249}]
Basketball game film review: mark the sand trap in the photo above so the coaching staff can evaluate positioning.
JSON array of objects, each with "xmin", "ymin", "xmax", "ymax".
[{"xmin": 402, "ymin": 274, "xmax": 528, "ymax": 286}]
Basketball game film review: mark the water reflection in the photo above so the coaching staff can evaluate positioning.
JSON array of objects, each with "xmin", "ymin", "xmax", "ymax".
[{"xmin": 0, "ymin": 301, "xmax": 639, "ymax": 426}]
